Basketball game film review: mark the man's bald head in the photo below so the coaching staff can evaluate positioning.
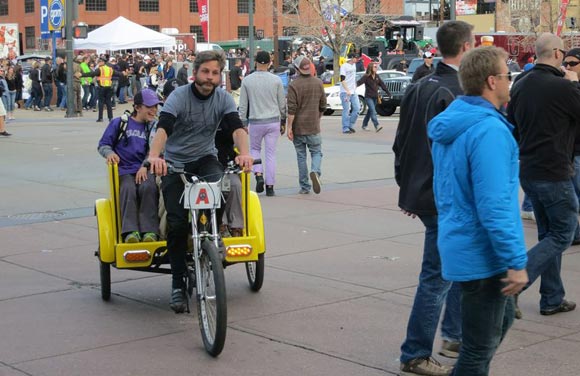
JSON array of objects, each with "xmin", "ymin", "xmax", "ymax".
[{"xmin": 536, "ymin": 33, "xmax": 564, "ymax": 60}]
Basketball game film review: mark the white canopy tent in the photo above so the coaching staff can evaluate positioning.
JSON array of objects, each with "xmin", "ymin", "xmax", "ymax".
[{"xmin": 73, "ymin": 16, "xmax": 176, "ymax": 52}]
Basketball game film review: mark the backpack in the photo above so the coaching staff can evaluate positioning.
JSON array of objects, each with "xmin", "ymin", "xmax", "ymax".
[{"xmin": 113, "ymin": 110, "xmax": 151, "ymax": 152}]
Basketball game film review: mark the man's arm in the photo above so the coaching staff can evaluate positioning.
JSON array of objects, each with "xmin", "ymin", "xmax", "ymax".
[
  {"xmin": 148, "ymin": 111, "xmax": 176, "ymax": 176},
  {"xmin": 232, "ymin": 127, "xmax": 253, "ymax": 171}
]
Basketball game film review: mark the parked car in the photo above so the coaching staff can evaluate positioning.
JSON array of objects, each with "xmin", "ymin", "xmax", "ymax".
[
  {"xmin": 323, "ymin": 70, "xmax": 406, "ymax": 115},
  {"xmin": 375, "ymin": 76, "xmax": 412, "ymax": 116}
]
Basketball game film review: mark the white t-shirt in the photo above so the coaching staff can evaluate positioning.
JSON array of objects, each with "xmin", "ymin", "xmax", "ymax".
[{"xmin": 339, "ymin": 62, "xmax": 357, "ymax": 93}]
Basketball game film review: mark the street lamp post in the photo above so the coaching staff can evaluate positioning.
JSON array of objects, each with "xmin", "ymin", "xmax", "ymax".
[{"xmin": 65, "ymin": 0, "xmax": 75, "ymax": 118}]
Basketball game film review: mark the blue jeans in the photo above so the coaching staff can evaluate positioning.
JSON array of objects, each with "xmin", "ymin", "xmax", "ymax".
[
  {"xmin": 521, "ymin": 178, "xmax": 578, "ymax": 310},
  {"xmin": 42, "ymin": 83, "xmax": 53, "ymax": 108},
  {"xmin": 7, "ymin": 90, "xmax": 16, "ymax": 112},
  {"xmin": 362, "ymin": 97, "xmax": 379, "ymax": 129},
  {"xmin": 292, "ymin": 134, "xmax": 322, "ymax": 191},
  {"xmin": 400, "ymin": 215, "xmax": 462, "ymax": 364},
  {"xmin": 452, "ymin": 273, "xmax": 514, "ymax": 376},
  {"xmin": 56, "ymin": 81, "xmax": 66, "ymax": 108},
  {"xmin": 340, "ymin": 92, "xmax": 359, "ymax": 132},
  {"xmin": 521, "ymin": 193, "xmax": 533, "ymax": 211}
]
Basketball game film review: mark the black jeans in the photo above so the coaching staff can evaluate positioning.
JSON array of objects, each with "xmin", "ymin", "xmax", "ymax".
[
  {"xmin": 452, "ymin": 272, "xmax": 515, "ymax": 376},
  {"xmin": 161, "ymin": 155, "xmax": 223, "ymax": 289},
  {"xmin": 98, "ymin": 86, "xmax": 114, "ymax": 121}
]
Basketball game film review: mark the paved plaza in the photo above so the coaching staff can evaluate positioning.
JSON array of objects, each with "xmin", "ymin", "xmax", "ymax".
[{"xmin": 1, "ymin": 106, "xmax": 579, "ymax": 375}]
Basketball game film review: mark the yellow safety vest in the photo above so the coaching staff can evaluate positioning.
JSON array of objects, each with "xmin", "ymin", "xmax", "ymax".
[{"xmin": 98, "ymin": 65, "xmax": 113, "ymax": 87}]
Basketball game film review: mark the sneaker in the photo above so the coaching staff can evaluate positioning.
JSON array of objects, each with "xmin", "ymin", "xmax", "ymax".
[
  {"xmin": 514, "ymin": 293, "xmax": 523, "ymax": 319},
  {"xmin": 521, "ymin": 210, "xmax": 535, "ymax": 221},
  {"xmin": 310, "ymin": 172, "xmax": 321, "ymax": 194},
  {"xmin": 348, "ymin": 128, "xmax": 356, "ymax": 133},
  {"xmin": 170, "ymin": 288, "xmax": 186, "ymax": 313},
  {"xmin": 266, "ymin": 185, "xmax": 275, "ymax": 196},
  {"xmin": 96, "ymin": 118, "xmax": 103, "ymax": 122},
  {"xmin": 299, "ymin": 188, "xmax": 310, "ymax": 194},
  {"xmin": 255, "ymin": 174, "xmax": 264, "ymax": 193},
  {"xmin": 34, "ymin": 106, "xmax": 41, "ymax": 111},
  {"xmin": 142, "ymin": 232, "xmax": 158, "ymax": 242},
  {"xmin": 438, "ymin": 340, "xmax": 460, "ymax": 359},
  {"xmin": 362, "ymin": 126, "xmax": 370, "ymax": 131},
  {"xmin": 375, "ymin": 126, "xmax": 383, "ymax": 133},
  {"xmin": 342, "ymin": 130, "xmax": 354, "ymax": 134},
  {"xmin": 124, "ymin": 231, "xmax": 140, "ymax": 243},
  {"xmin": 0, "ymin": 131, "xmax": 11, "ymax": 136},
  {"xmin": 540, "ymin": 299, "xmax": 576, "ymax": 316},
  {"xmin": 400, "ymin": 357, "xmax": 452, "ymax": 376}
]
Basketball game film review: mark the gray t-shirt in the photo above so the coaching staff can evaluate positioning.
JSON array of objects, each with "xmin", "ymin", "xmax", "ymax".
[{"xmin": 161, "ymin": 85, "xmax": 237, "ymax": 166}]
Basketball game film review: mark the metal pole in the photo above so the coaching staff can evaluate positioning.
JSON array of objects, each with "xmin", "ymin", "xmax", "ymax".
[
  {"xmin": 65, "ymin": 0, "xmax": 75, "ymax": 118},
  {"xmin": 450, "ymin": 0, "xmax": 456, "ymax": 20},
  {"xmin": 273, "ymin": 0, "xmax": 279, "ymax": 66},
  {"xmin": 249, "ymin": 0, "xmax": 254, "ymax": 68}
]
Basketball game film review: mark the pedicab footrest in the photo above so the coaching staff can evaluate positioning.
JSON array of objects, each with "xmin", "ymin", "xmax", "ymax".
[{"xmin": 183, "ymin": 182, "xmax": 222, "ymax": 209}]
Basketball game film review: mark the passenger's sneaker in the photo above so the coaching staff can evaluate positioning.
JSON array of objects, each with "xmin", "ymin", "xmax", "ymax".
[
  {"xmin": 521, "ymin": 210, "xmax": 535, "ymax": 221},
  {"xmin": 310, "ymin": 172, "xmax": 321, "ymax": 194},
  {"xmin": 231, "ymin": 228, "xmax": 243, "ymax": 237},
  {"xmin": 124, "ymin": 231, "xmax": 140, "ymax": 243},
  {"xmin": 299, "ymin": 188, "xmax": 310, "ymax": 194},
  {"xmin": 540, "ymin": 299, "xmax": 576, "ymax": 316},
  {"xmin": 219, "ymin": 224, "xmax": 231, "ymax": 238},
  {"xmin": 170, "ymin": 288, "xmax": 186, "ymax": 314},
  {"xmin": 514, "ymin": 293, "xmax": 523, "ymax": 319},
  {"xmin": 400, "ymin": 357, "xmax": 452, "ymax": 376},
  {"xmin": 255, "ymin": 174, "xmax": 264, "ymax": 193},
  {"xmin": 438, "ymin": 340, "xmax": 460, "ymax": 359},
  {"xmin": 142, "ymin": 232, "xmax": 158, "ymax": 242}
]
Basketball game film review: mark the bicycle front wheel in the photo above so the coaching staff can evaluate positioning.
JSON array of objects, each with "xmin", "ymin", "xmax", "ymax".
[{"xmin": 196, "ymin": 239, "xmax": 227, "ymax": 357}]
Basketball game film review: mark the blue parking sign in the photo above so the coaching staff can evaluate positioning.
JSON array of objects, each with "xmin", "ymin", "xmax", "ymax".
[{"xmin": 41, "ymin": 0, "xmax": 63, "ymax": 39}]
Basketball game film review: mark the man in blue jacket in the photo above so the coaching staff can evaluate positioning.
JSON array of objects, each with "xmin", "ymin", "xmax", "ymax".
[{"xmin": 428, "ymin": 46, "xmax": 528, "ymax": 376}]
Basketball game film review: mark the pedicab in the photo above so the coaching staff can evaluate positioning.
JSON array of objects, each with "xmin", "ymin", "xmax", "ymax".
[{"xmin": 94, "ymin": 161, "xmax": 266, "ymax": 356}]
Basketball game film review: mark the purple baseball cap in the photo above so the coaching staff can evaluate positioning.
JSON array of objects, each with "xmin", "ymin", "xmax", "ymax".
[{"xmin": 134, "ymin": 89, "xmax": 162, "ymax": 107}]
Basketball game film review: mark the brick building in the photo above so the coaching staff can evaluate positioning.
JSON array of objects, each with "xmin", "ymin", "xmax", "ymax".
[{"xmin": 2, "ymin": 0, "xmax": 403, "ymax": 52}]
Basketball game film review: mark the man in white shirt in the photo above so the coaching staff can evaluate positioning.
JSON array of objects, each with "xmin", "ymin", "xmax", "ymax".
[{"xmin": 340, "ymin": 53, "xmax": 360, "ymax": 134}]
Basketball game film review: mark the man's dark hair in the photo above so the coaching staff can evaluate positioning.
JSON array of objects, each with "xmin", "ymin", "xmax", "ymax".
[
  {"xmin": 436, "ymin": 21, "xmax": 473, "ymax": 58},
  {"xmin": 193, "ymin": 50, "xmax": 226, "ymax": 72}
]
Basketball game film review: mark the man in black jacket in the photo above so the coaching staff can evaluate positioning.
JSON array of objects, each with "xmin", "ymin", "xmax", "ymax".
[
  {"xmin": 40, "ymin": 57, "xmax": 54, "ymax": 111},
  {"xmin": 392, "ymin": 21, "xmax": 474, "ymax": 376},
  {"xmin": 507, "ymin": 33, "xmax": 580, "ymax": 318},
  {"xmin": 411, "ymin": 51, "xmax": 435, "ymax": 83}
]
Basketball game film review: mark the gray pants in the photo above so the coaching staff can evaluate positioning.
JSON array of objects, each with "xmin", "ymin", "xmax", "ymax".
[
  {"xmin": 119, "ymin": 173, "xmax": 160, "ymax": 235},
  {"xmin": 222, "ymin": 174, "xmax": 243, "ymax": 229}
]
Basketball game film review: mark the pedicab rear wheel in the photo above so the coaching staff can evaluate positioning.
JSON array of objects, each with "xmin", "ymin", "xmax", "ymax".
[
  {"xmin": 99, "ymin": 258, "xmax": 111, "ymax": 301},
  {"xmin": 245, "ymin": 253, "xmax": 265, "ymax": 292},
  {"xmin": 197, "ymin": 240, "xmax": 227, "ymax": 357}
]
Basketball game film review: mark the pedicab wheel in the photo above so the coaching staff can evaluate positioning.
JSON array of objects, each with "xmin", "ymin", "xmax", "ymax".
[
  {"xmin": 197, "ymin": 239, "xmax": 227, "ymax": 357},
  {"xmin": 245, "ymin": 253, "xmax": 265, "ymax": 292},
  {"xmin": 99, "ymin": 259, "xmax": 111, "ymax": 301}
]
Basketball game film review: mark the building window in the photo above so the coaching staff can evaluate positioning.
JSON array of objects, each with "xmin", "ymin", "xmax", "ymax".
[
  {"xmin": 237, "ymin": 0, "xmax": 255, "ymax": 14},
  {"xmin": 139, "ymin": 0, "xmax": 159, "ymax": 12},
  {"xmin": 25, "ymin": 0, "xmax": 34, "ymax": 13},
  {"xmin": 283, "ymin": 0, "xmax": 299, "ymax": 14},
  {"xmin": 88, "ymin": 25, "xmax": 102, "ymax": 32},
  {"xmin": 25, "ymin": 26, "xmax": 35, "ymax": 49},
  {"xmin": 365, "ymin": 0, "xmax": 381, "ymax": 13},
  {"xmin": 86, "ymin": 0, "xmax": 107, "ymax": 12},
  {"xmin": 190, "ymin": 25, "xmax": 206, "ymax": 43},
  {"xmin": 144, "ymin": 25, "xmax": 160, "ymax": 32},
  {"xmin": 238, "ymin": 26, "xmax": 256, "ymax": 39},
  {"xmin": 190, "ymin": 0, "xmax": 198, "ymax": 12},
  {"xmin": 0, "ymin": 0, "xmax": 8, "ymax": 16}
]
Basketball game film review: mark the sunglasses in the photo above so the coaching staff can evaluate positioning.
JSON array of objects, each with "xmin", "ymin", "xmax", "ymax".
[
  {"xmin": 494, "ymin": 72, "xmax": 512, "ymax": 82},
  {"xmin": 563, "ymin": 60, "xmax": 580, "ymax": 67}
]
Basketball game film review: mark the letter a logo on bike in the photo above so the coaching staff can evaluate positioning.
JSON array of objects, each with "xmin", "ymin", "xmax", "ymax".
[{"xmin": 196, "ymin": 188, "xmax": 209, "ymax": 205}]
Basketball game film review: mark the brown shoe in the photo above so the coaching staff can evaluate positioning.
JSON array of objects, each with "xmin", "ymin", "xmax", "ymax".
[
  {"xmin": 438, "ymin": 340, "xmax": 460, "ymax": 359},
  {"xmin": 231, "ymin": 228, "xmax": 244, "ymax": 237},
  {"xmin": 540, "ymin": 299, "xmax": 576, "ymax": 316},
  {"xmin": 400, "ymin": 357, "xmax": 452, "ymax": 376}
]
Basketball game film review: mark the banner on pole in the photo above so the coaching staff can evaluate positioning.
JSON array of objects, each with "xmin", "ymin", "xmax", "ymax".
[
  {"xmin": 197, "ymin": 0, "xmax": 209, "ymax": 41},
  {"xmin": 557, "ymin": 0, "xmax": 570, "ymax": 36}
]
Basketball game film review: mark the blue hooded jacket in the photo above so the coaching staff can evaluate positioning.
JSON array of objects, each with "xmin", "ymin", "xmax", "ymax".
[{"xmin": 428, "ymin": 96, "xmax": 527, "ymax": 282}]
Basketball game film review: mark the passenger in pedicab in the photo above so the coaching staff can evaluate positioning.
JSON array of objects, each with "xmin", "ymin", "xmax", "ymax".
[{"xmin": 97, "ymin": 89, "xmax": 162, "ymax": 243}]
